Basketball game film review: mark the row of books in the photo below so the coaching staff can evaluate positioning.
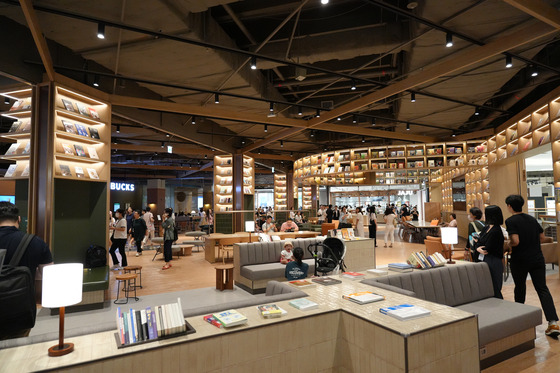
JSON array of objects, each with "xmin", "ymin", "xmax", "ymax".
[
  {"xmin": 4, "ymin": 164, "xmax": 29, "ymax": 178},
  {"xmin": 4, "ymin": 142, "xmax": 30, "ymax": 156},
  {"xmin": 59, "ymin": 164, "xmax": 99, "ymax": 179},
  {"xmin": 61, "ymin": 143, "xmax": 99, "ymax": 159},
  {"xmin": 6, "ymin": 120, "xmax": 31, "ymax": 133},
  {"xmin": 407, "ymin": 251, "xmax": 446, "ymax": 269},
  {"xmin": 218, "ymin": 197, "xmax": 232, "ymax": 203},
  {"xmin": 61, "ymin": 98, "xmax": 101, "ymax": 120},
  {"xmin": 62, "ymin": 120, "xmax": 100, "ymax": 139},
  {"xmin": 218, "ymin": 187, "xmax": 232, "ymax": 194},
  {"xmin": 115, "ymin": 299, "xmax": 186, "ymax": 346}
]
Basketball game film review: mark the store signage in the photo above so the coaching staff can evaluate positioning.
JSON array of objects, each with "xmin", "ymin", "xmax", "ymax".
[
  {"xmin": 397, "ymin": 190, "xmax": 413, "ymax": 196},
  {"xmin": 110, "ymin": 182, "xmax": 135, "ymax": 192}
]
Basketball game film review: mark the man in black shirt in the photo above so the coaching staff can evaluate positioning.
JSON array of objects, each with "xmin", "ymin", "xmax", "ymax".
[
  {"xmin": 0, "ymin": 202, "xmax": 52, "ymax": 339},
  {"xmin": 505, "ymin": 195, "xmax": 559, "ymax": 337},
  {"xmin": 332, "ymin": 206, "xmax": 340, "ymax": 221},
  {"xmin": 326, "ymin": 204, "xmax": 333, "ymax": 223}
]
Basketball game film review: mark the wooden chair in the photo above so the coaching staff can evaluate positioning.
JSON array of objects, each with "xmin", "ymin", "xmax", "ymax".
[
  {"xmin": 425, "ymin": 235, "xmax": 463, "ymax": 260},
  {"xmin": 321, "ymin": 223, "xmax": 336, "ymax": 236},
  {"xmin": 217, "ymin": 237, "xmax": 242, "ymax": 264}
]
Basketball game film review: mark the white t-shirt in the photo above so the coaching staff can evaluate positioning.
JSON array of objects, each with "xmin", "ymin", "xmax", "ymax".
[
  {"xmin": 384, "ymin": 214, "xmax": 396, "ymax": 227},
  {"xmin": 281, "ymin": 249, "xmax": 293, "ymax": 262},
  {"xmin": 113, "ymin": 219, "xmax": 127, "ymax": 239},
  {"xmin": 318, "ymin": 209, "xmax": 324, "ymax": 220},
  {"xmin": 143, "ymin": 211, "xmax": 154, "ymax": 230}
]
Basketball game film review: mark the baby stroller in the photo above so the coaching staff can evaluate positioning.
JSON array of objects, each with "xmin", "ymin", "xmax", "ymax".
[{"xmin": 307, "ymin": 237, "xmax": 346, "ymax": 276}]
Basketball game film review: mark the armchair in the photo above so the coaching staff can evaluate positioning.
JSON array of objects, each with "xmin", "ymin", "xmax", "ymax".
[{"xmin": 424, "ymin": 235, "xmax": 463, "ymax": 260}]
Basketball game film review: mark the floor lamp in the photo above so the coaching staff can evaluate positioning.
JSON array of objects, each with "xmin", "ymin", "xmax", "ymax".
[
  {"xmin": 42, "ymin": 263, "xmax": 83, "ymax": 357},
  {"xmin": 441, "ymin": 227, "xmax": 459, "ymax": 264}
]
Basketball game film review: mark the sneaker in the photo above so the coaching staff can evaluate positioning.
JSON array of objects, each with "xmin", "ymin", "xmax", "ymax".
[
  {"xmin": 545, "ymin": 324, "xmax": 560, "ymax": 337},
  {"xmin": 136, "ymin": 252, "xmax": 142, "ymax": 257},
  {"xmin": 110, "ymin": 265, "xmax": 120, "ymax": 270}
]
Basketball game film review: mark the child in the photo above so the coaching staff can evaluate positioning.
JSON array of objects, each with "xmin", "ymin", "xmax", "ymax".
[
  {"xmin": 285, "ymin": 247, "xmax": 309, "ymax": 281},
  {"xmin": 280, "ymin": 241, "xmax": 294, "ymax": 264}
]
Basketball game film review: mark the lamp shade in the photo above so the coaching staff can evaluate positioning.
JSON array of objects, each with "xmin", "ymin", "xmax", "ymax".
[
  {"xmin": 42, "ymin": 263, "xmax": 83, "ymax": 308},
  {"xmin": 245, "ymin": 221, "xmax": 255, "ymax": 232},
  {"xmin": 440, "ymin": 227, "xmax": 458, "ymax": 245}
]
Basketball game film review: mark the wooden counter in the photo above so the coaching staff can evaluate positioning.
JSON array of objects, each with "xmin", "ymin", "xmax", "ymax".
[
  {"xmin": 204, "ymin": 231, "xmax": 320, "ymax": 263},
  {"xmin": 342, "ymin": 238, "xmax": 376, "ymax": 272},
  {"xmin": 0, "ymin": 278, "xmax": 479, "ymax": 373}
]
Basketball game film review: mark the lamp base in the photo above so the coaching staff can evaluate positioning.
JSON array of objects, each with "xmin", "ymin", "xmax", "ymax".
[
  {"xmin": 447, "ymin": 259, "xmax": 456, "ymax": 265},
  {"xmin": 48, "ymin": 342, "xmax": 74, "ymax": 357}
]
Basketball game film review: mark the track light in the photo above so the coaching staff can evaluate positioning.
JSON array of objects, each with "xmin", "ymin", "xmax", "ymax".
[
  {"xmin": 191, "ymin": 116, "xmax": 196, "ymax": 124},
  {"xmin": 451, "ymin": 131, "xmax": 456, "ymax": 137},
  {"xmin": 361, "ymin": 136, "xmax": 365, "ymax": 143},
  {"xmin": 298, "ymin": 106, "xmax": 303, "ymax": 116},
  {"xmin": 316, "ymin": 109, "xmax": 321, "ymax": 118},
  {"xmin": 269, "ymin": 102, "xmax": 274, "ymax": 112},
  {"xmin": 505, "ymin": 55, "xmax": 513, "ymax": 68},
  {"xmin": 350, "ymin": 80, "xmax": 356, "ymax": 91},
  {"xmin": 352, "ymin": 115, "xmax": 357, "ymax": 124},
  {"xmin": 264, "ymin": 124, "xmax": 268, "ymax": 133},
  {"xmin": 474, "ymin": 108, "xmax": 480, "ymax": 116},
  {"xmin": 310, "ymin": 130, "xmax": 315, "ymax": 137},
  {"xmin": 371, "ymin": 118, "xmax": 376, "ymax": 126},
  {"xmin": 97, "ymin": 23, "xmax": 105, "ymax": 39},
  {"xmin": 337, "ymin": 116, "xmax": 341, "ymax": 121},
  {"xmin": 241, "ymin": 139, "xmax": 245, "ymax": 145},
  {"xmin": 166, "ymin": 133, "xmax": 170, "ymax": 138},
  {"xmin": 116, "ymin": 125, "xmax": 120, "ymax": 133},
  {"xmin": 411, "ymin": 92, "xmax": 416, "ymax": 102},
  {"xmin": 280, "ymin": 140, "xmax": 284, "ymax": 148},
  {"xmin": 161, "ymin": 142, "xmax": 165, "ymax": 148},
  {"xmin": 446, "ymin": 32, "xmax": 453, "ymax": 47},
  {"xmin": 250, "ymin": 57, "xmax": 257, "ymax": 70},
  {"xmin": 406, "ymin": 123, "xmax": 410, "ymax": 131},
  {"xmin": 205, "ymin": 154, "xmax": 208, "ymax": 159},
  {"xmin": 93, "ymin": 75, "xmax": 99, "ymax": 87},
  {"xmin": 258, "ymin": 148, "xmax": 261, "ymax": 154},
  {"xmin": 290, "ymin": 152, "xmax": 293, "ymax": 157},
  {"xmin": 214, "ymin": 93, "xmax": 219, "ymax": 104},
  {"xmin": 530, "ymin": 65, "xmax": 538, "ymax": 77},
  {"xmin": 4, "ymin": 97, "xmax": 10, "ymax": 105}
]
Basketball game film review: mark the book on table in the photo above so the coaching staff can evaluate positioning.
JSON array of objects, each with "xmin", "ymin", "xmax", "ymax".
[
  {"xmin": 312, "ymin": 277, "xmax": 342, "ymax": 286},
  {"xmin": 366, "ymin": 268, "xmax": 388, "ymax": 276},
  {"xmin": 341, "ymin": 271, "xmax": 365, "ymax": 280},
  {"xmin": 379, "ymin": 304, "xmax": 431, "ymax": 321},
  {"xmin": 257, "ymin": 304, "xmax": 287, "ymax": 318},
  {"xmin": 289, "ymin": 298, "xmax": 319, "ymax": 311},
  {"xmin": 343, "ymin": 291, "xmax": 385, "ymax": 305},
  {"xmin": 203, "ymin": 314, "xmax": 223, "ymax": 328},
  {"xmin": 388, "ymin": 263, "xmax": 413, "ymax": 273},
  {"xmin": 288, "ymin": 279, "xmax": 315, "ymax": 287},
  {"xmin": 212, "ymin": 309, "xmax": 248, "ymax": 328}
]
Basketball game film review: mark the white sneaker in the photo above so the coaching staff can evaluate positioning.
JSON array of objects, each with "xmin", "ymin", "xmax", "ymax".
[
  {"xmin": 111, "ymin": 265, "xmax": 120, "ymax": 270},
  {"xmin": 136, "ymin": 252, "xmax": 142, "ymax": 257}
]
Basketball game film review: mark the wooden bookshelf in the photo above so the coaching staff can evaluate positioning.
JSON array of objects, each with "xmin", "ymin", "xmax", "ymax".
[
  {"xmin": 274, "ymin": 174, "xmax": 287, "ymax": 210},
  {"xmin": 214, "ymin": 155, "xmax": 233, "ymax": 212}
]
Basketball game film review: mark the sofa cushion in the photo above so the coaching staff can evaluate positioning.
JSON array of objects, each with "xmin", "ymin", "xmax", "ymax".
[
  {"xmin": 82, "ymin": 266, "xmax": 109, "ymax": 292},
  {"xmin": 241, "ymin": 259, "xmax": 315, "ymax": 281},
  {"xmin": 237, "ymin": 238, "xmax": 323, "ymax": 267},
  {"xmin": 456, "ymin": 298, "xmax": 542, "ymax": 346},
  {"xmin": 365, "ymin": 263, "xmax": 494, "ymax": 306}
]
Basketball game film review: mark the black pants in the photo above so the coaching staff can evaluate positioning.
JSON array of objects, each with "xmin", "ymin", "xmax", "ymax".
[
  {"xmin": 369, "ymin": 222, "xmax": 377, "ymax": 246},
  {"xmin": 163, "ymin": 239, "xmax": 173, "ymax": 263},
  {"xmin": 511, "ymin": 259, "xmax": 558, "ymax": 321},
  {"xmin": 134, "ymin": 236, "xmax": 143, "ymax": 253},
  {"xmin": 483, "ymin": 255, "xmax": 503, "ymax": 299},
  {"xmin": 109, "ymin": 238, "xmax": 127, "ymax": 267}
]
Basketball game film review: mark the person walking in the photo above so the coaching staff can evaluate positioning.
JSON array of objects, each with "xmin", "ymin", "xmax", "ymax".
[
  {"xmin": 125, "ymin": 206, "xmax": 134, "ymax": 250},
  {"xmin": 161, "ymin": 207, "xmax": 176, "ymax": 270},
  {"xmin": 326, "ymin": 204, "xmax": 333, "ymax": 223},
  {"xmin": 505, "ymin": 195, "xmax": 559, "ymax": 337},
  {"xmin": 383, "ymin": 207, "xmax": 396, "ymax": 248},
  {"xmin": 475, "ymin": 205, "xmax": 504, "ymax": 299},
  {"xmin": 109, "ymin": 208, "xmax": 128, "ymax": 270},
  {"xmin": 142, "ymin": 206, "xmax": 155, "ymax": 249},
  {"xmin": 131, "ymin": 210, "xmax": 148, "ymax": 257},
  {"xmin": 354, "ymin": 207, "xmax": 365, "ymax": 238},
  {"xmin": 368, "ymin": 206, "xmax": 378, "ymax": 247}
]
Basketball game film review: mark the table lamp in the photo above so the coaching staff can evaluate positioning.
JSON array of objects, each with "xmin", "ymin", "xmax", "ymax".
[
  {"xmin": 440, "ymin": 227, "xmax": 458, "ymax": 264},
  {"xmin": 42, "ymin": 263, "xmax": 83, "ymax": 357},
  {"xmin": 245, "ymin": 221, "xmax": 255, "ymax": 241}
]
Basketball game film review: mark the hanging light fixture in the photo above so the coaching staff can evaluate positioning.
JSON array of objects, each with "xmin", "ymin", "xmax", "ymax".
[
  {"xmin": 361, "ymin": 136, "xmax": 365, "ymax": 143},
  {"xmin": 350, "ymin": 80, "xmax": 356, "ymax": 91},
  {"xmin": 406, "ymin": 123, "xmax": 410, "ymax": 131},
  {"xmin": 264, "ymin": 124, "xmax": 268, "ymax": 133},
  {"xmin": 530, "ymin": 65, "xmax": 538, "ymax": 77},
  {"xmin": 446, "ymin": 32, "xmax": 453, "ymax": 47},
  {"xmin": 280, "ymin": 140, "xmax": 284, "ymax": 147},
  {"xmin": 269, "ymin": 102, "xmax": 274, "ymax": 112},
  {"xmin": 214, "ymin": 93, "xmax": 220, "ymax": 104},
  {"xmin": 505, "ymin": 55, "xmax": 513, "ymax": 68},
  {"xmin": 371, "ymin": 118, "xmax": 376, "ymax": 126},
  {"xmin": 161, "ymin": 142, "xmax": 165, "ymax": 148},
  {"xmin": 411, "ymin": 92, "xmax": 416, "ymax": 102},
  {"xmin": 297, "ymin": 106, "xmax": 303, "ymax": 116},
  {"xmin": 316, "ymin": 109, "xmax": 321, "ymax": 118},
  {"xmin": 93, "ymin": 75, "xmax": 99, "ymax": 87},
  {"xmin": 352, "ymin": 115, "xmax": 357, "ymax": 124},
  {"xmin": 191, "ymin": 116, "xmax": 196, "ymax": 124},
  {"xmin": 97, "ymin": 23, "xmax": 105, "ymax": 39},
  {"xmin": 250, "ymin": 57, "xmax": 257, "ymax": 70}
]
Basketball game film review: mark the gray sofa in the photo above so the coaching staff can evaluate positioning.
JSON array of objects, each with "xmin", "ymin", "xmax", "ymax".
[
  {"xmin": 234, "ymin": 237, "xmax": 323, "ymax": 293},
  {"xmin": 361, "ymin": 262, "xmax": 542, "ymax": 368}
]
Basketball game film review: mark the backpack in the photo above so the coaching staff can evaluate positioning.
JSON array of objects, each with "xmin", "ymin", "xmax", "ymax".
[
  {"xmin": 173, "ymin": 224, "xmax": 179, "ymax": 242},
  {"xmin": 85, "ymin": 245, "xmax": 107, "ymax": 268},
  {"xmin": 0, "ymin": 233, "xmax": 36, "ymax": 333}
]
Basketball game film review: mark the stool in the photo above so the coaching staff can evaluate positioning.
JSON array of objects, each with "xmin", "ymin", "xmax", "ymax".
[
  {"xmin": 123, "ymin": 265, "xmax": 143, "ymax": 289},
  {"xmin": 114, "ymin": 273, "xmax": 139, "ymax": 304},
  {"xmin": 215, "ymin": 265, "xmax": 234, "ymax": 291}
]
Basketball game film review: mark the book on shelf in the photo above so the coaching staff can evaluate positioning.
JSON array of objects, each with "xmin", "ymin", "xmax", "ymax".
[
  {"xmin": 257, "ymin": 304, "xmax": 287, "ymax": 318},
  {"xmin": 75, "ymin": 166, "xmax": 85, "ymax": 178},
  {"xmin": 4, "ymin": 164, "xmax": 17, "ymax": 178},
  {"xmin": 22, "ymin": 142, "xmax": 30, "ymax": 155},
  {"xmin": 342, "ymin": 291, "xmax": 385, "ymax": 305},
  {"xmin": 21, "ymin": 164, "xmax": 29, "ymax": 177},
  {"xmin": 88, "ymin": 107, "xmax": 100, "ymax": 119},
  {"xmin": 522, "ymin": 139, "xmax": 532, "ymax": 152},
  {"xmin": 87, "ymin": 146, "xmax": 99, "ymax": 159},
  {"xmin": 62, "ymin": 143, "xmax": 75, "ymax": 155},
  {"xmin": 87, "ymin": 167, "xmax": 99, "ymax": 179},
  {"xmin": 9, "ymin": 99, "xmax": 23, "ymax": 111},
  {"xmin": 61, "ymin": 98, "xmax": 75, "ymax": 112},
  {"xmin": 76, "ymin": 103, "xmax": 90, "ymax": 117},
  {"xmin": 60, "ymin": 164, "xmax": 72, "ymax": 177},
  {"xmin": 62, "ymin": 120, "xmax": 77, "ymax": 134},
  {"xmin": 89, "ymin": 127, "xmax": 100, "ymax": 139},
  {"xmin": 538, "ymin": 133, "xmax": 550, "ymax": 146},
  {"xmin": 289, "ymin": 298, "xmax": 318, "ymax": 311},
  {"xmin": 397, "ymin": 150, "xmax": 404, "ymax": 157},
  {"xmin": 19, "ymin": 119, "xmax": 31, "ymax": 132},
  {"xmin": 288, "ymin": 279, "xmax": 315, "ymax": 288},
  {"xmin": 5, "ymin": 143, "xmax": 20, "ymax": 155},
  {"xmin": 312, "ymin": 277, "xmax": 342, "ymax": 286},
  {"xmin": 341, "ymin": 271, "xmax": 365, "ymax": 280},
  {"xmin": 75, "ymin": 123, "xmax": 89, "ymax": 137},
  {"xmin": 212, "ymin": 309, "xmax": 247, "ymax": 328},
  {"xmin": 379, "ymin": 304, "xmax": 431, "ymax": 321},
  {"xmin": 8, "ymin": 122, "xmax": 21, "ymax": 133},
  {"xmin": 74, "ymin": 144, "xmax": 87, "ymax": 157}
]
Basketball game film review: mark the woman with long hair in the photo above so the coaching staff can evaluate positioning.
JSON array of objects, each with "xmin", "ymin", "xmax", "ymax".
[{"xmin": 384, "ymin": 207, "xmax": 396, "ymax": 248}]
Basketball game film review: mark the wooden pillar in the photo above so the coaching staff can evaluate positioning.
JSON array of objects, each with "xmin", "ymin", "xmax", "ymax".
[
  {"xmin": 147, "ymin": 179, "xmax": 166, "ymax": 216},
  {"xmin": 311, "ymin": 185, "xmax": 318, "ymax": 210},
  {"xmin": 287, "ymin": 171, "xmax": 295, "ymax": 210}
]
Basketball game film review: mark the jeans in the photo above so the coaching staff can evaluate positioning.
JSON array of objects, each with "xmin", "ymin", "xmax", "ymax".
[
  {"xmin": 511, "ymin": 258, "xmax": 558, "ymax": 321},
  {"xmin": 163, "ymin": 239, "xmax": 173, "ymax": 263},
  {"xmin": 109, "ymin": 238, "xmax": 127, "ymax": 267}
]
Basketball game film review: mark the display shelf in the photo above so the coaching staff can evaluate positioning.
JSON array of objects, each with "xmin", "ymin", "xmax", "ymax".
[
  {"xmin": 214, "ymin": 155, "xmax": 234, "ymax": 212},
  {"xmin": 274, "ymin": 173, "xmax": 287, "ymax": 210},
  {"xmin": 242, "ymin": 155, "xmax": 254, "ymax": 195}
]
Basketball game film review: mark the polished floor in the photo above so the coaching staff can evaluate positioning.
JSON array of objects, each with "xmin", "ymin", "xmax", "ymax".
[{"xmin": 108, "ymin": 228, "xmax": 560, "ymax": 373}]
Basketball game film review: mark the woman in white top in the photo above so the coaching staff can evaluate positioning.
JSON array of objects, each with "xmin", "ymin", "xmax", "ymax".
[
  {"xmin": 354, "ymin": 207, "xmax": 365, "ymax": 237},
  {"xmin": 109, "ymin": 208, "xmax": 128, "ymax": 269},
  {"xmin": 383, "ymin": 207, "xmax": 396, "ymax": 248}
]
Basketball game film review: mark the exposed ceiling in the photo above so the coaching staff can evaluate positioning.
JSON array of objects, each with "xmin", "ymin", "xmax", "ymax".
[{"xmin": 1, "ymin": 0, "xmax": 560, "ymax": 184}]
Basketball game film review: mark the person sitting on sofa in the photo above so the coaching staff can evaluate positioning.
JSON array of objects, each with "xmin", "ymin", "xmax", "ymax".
[
  {"xmin": 285, "ymin": 247, "xmax": 308, "ymax": 280},
  {"xmin": 280, "ymin": 217, "xmax": 299, "ymax": 232},
  {"xmin": 280, "ymin": 241, "xmax": 294, "ymax": 264}
]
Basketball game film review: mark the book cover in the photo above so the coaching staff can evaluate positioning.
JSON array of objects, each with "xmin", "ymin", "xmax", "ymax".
[
  {"xmin": 257, "ymin": 304, "xmax": 287, "ymax": 318},
  {"xmin": 343, "ymin": 291, "xmax": 385, "ymax": 305},
  {"xmin": 5, "ymin": 143, "xmax": 20, "ymax": 155},
  {"xmin": 76, "ymin": 102, "xmax": 90, "ymax": 117},
  {"xmin": 146, "ymin": 307, "xmax": 155, "ymax": 340},
  {"xmin": 62, "ymin": 143, "xmax": 75, "ymax": 155},
  {"xmin": 74, "ymin": 144, "xmax": 86, "ymax": 157},
  {"xmin": 140, "ymin": 310, "xmax": 149, "ymax": 341},
  {"xmin": 75, "ymin": 166, "xmax": 85, "ymax": 178},
  {"xmin": 212, "ymin": 309, "xmax": 247, "ymax": 328},
  {"xmin": 8, "ymin": 122, "xmax": 21, "ymax": 133},
  {"xmin": 4, "ymin": 164, "xmax": 17, "ymax": 178},
  {"xmin": 88, "ymin": 107, "xmax": 100, "ymax": 119},
  {"xmin": 288, "ymin": 298, "xmax": 319, "ymax": 311},
  {"xmin": 22, "ymin": 142, "xmax": 30, "ymax": 155},
  {"xmin": 9, "ymin": 100, "xmax": 22, "ymax": 111},
  {"xmin": 288, "ymin": 279, "xmax": 315, "ymax": 287},
  {"xmin": 59, "ymin": 164, "xmax": 72, "ymax": 177},
  {"xmin": 75, "ymin": 123, "xmax": 89, "ymax": 137},
  {"xmin": 379, "ymin": 304, "xmax": 431, "ymax": 321},
  {"xmin": 21, "ymin": 164, "xmax": 29, "ymax": 177},
  {"xmin": 203, "ymin": 314, "xmax": 224, "ymax": 328},
  {"xmin": 62, "ymin": 98, "xmax": 75, "ymax": 112},
  {"xmin": 87, "ymin": 146, "xmax": 99, "ymax": 159},
  {"xmin": 341, "ymin": 271, "xmax": 365, "ymax": 280},
  {"xmin": 312, "ymin": 277, "xmax": 342, "ymax": 286},
  {"xmin": 151, "ymin": 309, "xmax": 158, "ymax": 339},
  {"xmin": 87, "ymin": 167, "xmax": 99, "ymax": 179},
  {"xmin": 19, "ymin": 119, "xmax": 31, "ymax": 132},
  {"xmin": 89, "ymin": 127, "xmax": 100, "ymax": 139},
  {"xmin": 62, "ymin": 120, "xmax": 77, "ymax": 134}
]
